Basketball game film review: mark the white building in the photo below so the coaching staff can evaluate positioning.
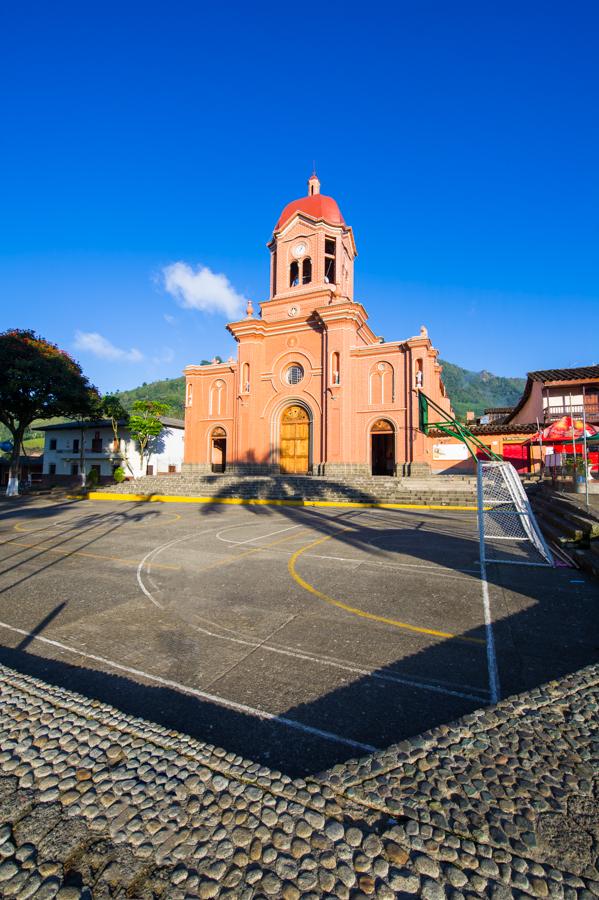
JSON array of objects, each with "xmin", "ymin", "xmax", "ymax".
[{"xmin": 40, "ymin": 417, "xmax": 185, "ymax": 482}]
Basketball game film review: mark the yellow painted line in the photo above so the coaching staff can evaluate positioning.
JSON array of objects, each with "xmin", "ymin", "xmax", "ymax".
[
  {"xmin": 188, "ymin": 528, "xmax": 308, "ymax": 577},
  {"xmin": 13, "ymin": 511, "xmax": 181, "ymax": 534},
  {"xmin": 82, "ymin": 492, "xmax": 480, "ymax": 512},
  {"xmin": 0, "ymin": 539, "xmax": 180, "ymax": 571},
  {"xmin": 288, "ymin": 530, "xmax": 485, "ymax": 645}
]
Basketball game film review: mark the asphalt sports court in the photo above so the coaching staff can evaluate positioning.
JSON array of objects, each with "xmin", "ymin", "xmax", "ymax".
[{"xmin": 0, "ymin": 496, "xmax": 596, "ymax": 775}]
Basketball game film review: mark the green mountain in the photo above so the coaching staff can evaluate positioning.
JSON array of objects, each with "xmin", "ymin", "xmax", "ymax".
[
  {"xmin": 438, "ymin": 360, "xmax": 525, "ymax": 419},
  {"xmin": 114, "ymin": 377, "xmax": 187, "ymax": 417}
]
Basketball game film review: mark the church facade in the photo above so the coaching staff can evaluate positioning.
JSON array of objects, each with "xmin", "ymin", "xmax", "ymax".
[{"xmin": 183, "ymin": 174, "xmax": 452, "ymax": 476}]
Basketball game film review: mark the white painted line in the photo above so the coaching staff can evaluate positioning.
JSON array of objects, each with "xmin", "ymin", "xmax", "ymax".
[
  {"xmin": 216, "ymin": 523, "xmax": 302, "ymax": 546},
  {"xmin": 479, "ymin": 561, "xmax": 500, "ymax": 705},
  {"xmin": 477, "ymin": 469, "xmax": 501, "ymax": 704},
  {"xmin": 138, "ymin": 516, "xmax": 488, "ymax": 703},
  {"xmin": 136, "ymin": 526, "xmax": 220, "ymax": 609},
  {"xmin": 136, "ymin": 518, "xmax": 287, "ymax": 608},
  {"xmin": 309, "ymin": 554, "xmax": 478, "ymax": 579},
  {"xmin": 188, "ymin": 620, "xmax": 488, "ymax": 703},
  {"xmin": 0, "ymin": 619, "xmax": 376, "ymax": 754},
  {"xmin": 207, "ymin": 543, "xmax": 478, "ymax": 581}
]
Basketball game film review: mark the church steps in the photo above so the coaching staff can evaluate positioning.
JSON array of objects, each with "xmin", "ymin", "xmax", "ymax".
[{"xmin": 93, "ymin": 474, "xmax": 478, "ymax": 506}]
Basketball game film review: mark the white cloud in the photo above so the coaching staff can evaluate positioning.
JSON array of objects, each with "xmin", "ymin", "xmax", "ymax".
[
  {"xmin": 152, "ymin": 347, "xmax": 175, "ymax": 365},
  {"xmin": 163, "ymin": 313, "xmax": 176, "ymax": 325},
  {"xmin": 74, "ymin": 331, "xmax": 144, "ymax": 363},
  {"xmin": 162, "ymin": 261, "xmax": 246, "ymax": 318}
]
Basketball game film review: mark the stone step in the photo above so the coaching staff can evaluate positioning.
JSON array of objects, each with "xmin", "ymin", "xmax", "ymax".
[
  {"xmin": 96, "ymin": 474, "xmax": 478, "ymax": 506},
  {"xmin": 531, "ymin": 494, "xmax": 599, "ymax": 543},
  {"xmin": 539, "ymin": 497, "xmax": 599, "ymax": 537}
]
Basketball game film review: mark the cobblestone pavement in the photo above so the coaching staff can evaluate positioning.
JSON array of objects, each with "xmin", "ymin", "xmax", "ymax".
[{"xmin": 0, "ymin": 662, "xmax": 597, "ymax": 898}]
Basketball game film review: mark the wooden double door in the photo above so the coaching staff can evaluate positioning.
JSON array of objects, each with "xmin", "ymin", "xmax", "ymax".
[{"xmin": 280, "ymin": 405, "xmax": 310, "ymax": 474}]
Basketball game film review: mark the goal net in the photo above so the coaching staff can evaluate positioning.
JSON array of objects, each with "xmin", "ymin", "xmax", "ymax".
[{"xmin": 477, "ymin": 461, "xmax": 554, "ymax": 567}]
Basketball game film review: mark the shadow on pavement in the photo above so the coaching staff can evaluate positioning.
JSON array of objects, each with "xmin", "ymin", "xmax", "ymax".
[{"xmin": 0, "ymin": 502, "xmax": 596, "ymax": 776}]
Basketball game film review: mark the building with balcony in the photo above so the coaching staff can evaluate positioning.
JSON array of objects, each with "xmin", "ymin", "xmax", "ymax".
[
  {"xmin": 503, "ymin": 366, "xmax": 599, "ymax": 427},
  {"xmin": 40, "ymin": 417, "xmax": 184, "ymax": 483}
]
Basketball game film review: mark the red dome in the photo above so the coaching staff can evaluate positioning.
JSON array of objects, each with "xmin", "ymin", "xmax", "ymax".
[{"xmin": 275, "ymin": 194, "xmax": 345, "ymax": 231}]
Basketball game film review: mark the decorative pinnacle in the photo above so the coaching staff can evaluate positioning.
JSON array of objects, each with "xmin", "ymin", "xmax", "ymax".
[{"xmin": 308, "ymin": 170, "xmax": 321, "ymax": 196}]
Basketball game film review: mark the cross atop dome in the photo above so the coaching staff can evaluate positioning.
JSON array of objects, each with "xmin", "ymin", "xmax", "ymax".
[{"xmin": 308, "ymin": 171, "xmax": 320, "ymax": 196}]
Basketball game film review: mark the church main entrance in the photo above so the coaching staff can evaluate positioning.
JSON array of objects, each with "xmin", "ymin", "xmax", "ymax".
[
  {"xmin": 371, "ymin": 419, "xmax": 395, "ymax": 476},
  {"xmin": 280, "ymin": 405, "xmax": 310, "ymax": 474}
]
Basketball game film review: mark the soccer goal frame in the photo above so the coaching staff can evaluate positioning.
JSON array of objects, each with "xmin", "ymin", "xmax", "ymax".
[{"xmin": 477, "ymin": 460, "xmax": 554, "ymax": 567}]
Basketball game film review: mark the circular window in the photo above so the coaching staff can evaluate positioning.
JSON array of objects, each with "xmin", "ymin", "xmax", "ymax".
[{"xmin": 286, "ymin": 364, "xmax": 304, "ymax": 386}]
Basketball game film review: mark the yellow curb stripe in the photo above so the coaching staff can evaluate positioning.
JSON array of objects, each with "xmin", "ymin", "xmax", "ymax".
[
  {"xmin": 80, "ymin": 492, "xmax": 480, "ymax": 512},
  {"xmin": 288, "ymin": 530, "xmax": 485, "ymax": 645}
]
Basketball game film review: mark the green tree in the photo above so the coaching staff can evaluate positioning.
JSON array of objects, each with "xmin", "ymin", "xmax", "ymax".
[
  {"xmin": 0, "ymin": 330, "xmax": 97, "ymax": 496},
  {"xmin": 100, "ymin": 394, "xmax": 131, "ymax": 475},
  {"xmin": 128, "ymin": 400, "xmax": 170, "ymax": 476}
]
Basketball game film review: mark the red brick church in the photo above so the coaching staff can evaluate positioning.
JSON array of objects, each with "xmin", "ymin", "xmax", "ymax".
[{"xmin": 183, "ymin": 174, "xmax": 452, "ymax": 476}]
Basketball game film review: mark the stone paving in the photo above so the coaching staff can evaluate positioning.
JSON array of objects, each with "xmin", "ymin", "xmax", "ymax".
[{"xmin": 0, "ymin": 661, "xmax": 597, "ymax": 898}]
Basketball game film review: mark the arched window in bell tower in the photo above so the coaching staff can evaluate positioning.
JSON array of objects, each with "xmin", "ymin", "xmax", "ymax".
[
  {"xmin": 289, "ymin": 260, "xmax": 299, "ymax": 287},
  {"xmin": 324, "ymin": 238, "xmax": 336, "ymax": 284},
  {"xmin": 302, "ymin": 257, "xmax": 312, "ymax": 285}
]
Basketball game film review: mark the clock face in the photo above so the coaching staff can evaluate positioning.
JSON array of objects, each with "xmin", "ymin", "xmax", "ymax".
[{"xmin": 292, "ymin": 242, "xmax": 307, "ymax": 258}]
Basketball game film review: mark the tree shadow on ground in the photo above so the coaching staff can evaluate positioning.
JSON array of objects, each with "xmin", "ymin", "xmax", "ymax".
[
  {"xmin": 0, "ymin": 501, "xmax": 161, "ymax": 594},
  {"xmin": 0, "ymin": 499, "xmax": 596, "ymax": 777}
]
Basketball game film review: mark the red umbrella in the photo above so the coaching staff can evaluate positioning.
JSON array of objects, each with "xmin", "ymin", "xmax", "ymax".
[{"xmin": 529, "ymin": 415, "xmax": 599, "ymax": 442}]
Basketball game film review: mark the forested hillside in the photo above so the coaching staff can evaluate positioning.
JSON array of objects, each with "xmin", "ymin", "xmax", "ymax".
[
  {"xmin": 438, "ymin": 360, "xmax": 525, "ymax": 419},
  {"xmin": 114, "ymin": 377, "xmax": 187, "ymax": 417}
]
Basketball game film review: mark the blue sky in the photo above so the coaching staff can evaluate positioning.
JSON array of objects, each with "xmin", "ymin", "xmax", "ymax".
[{"xmin": 1, "ymin": 1, "xmax": 597, "ymax": 394}]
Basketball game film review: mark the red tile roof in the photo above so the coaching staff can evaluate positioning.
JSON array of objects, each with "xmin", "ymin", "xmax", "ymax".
[{"xmin": 528, "ymin": 366, "xmax": 599, "ymax": 382}]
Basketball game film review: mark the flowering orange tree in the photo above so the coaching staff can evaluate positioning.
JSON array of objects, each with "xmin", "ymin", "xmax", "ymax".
[{"xmin": 0, "ymin": 329, "xmax": 98, "ymax": 495}]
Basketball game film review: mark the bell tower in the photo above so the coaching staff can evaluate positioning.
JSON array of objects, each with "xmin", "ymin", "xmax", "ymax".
[{"xmin": 266, "ymin": 174, "xmax": 357, "ymax": 308}]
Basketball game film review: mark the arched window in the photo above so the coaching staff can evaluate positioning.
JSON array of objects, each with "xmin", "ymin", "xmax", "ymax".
[
  {"xmin": 241, "ymin": 362, "xmax": 250, "ymax": 393},
  {"xmin": 289, "ymin": 261, "xmax": 299, "ymax": 287},
  {"xmin": 331, "ymin": 352, "xmax": 340, "ymax": 385},
  {"xmin": 186, "ymin": 383, "xmax": 193, "ymax": 407},
  {"xmin": 209, "ymin": 380, "xmax": 225, "ymax": 416},
  {"xmin": 302, "ymin": 257, "xmax": 312, "ymax": 285},
  {"xmin": 369, "ymin": 362, "xmax": 394, "ymax": 405},
  {"xmin": 324, "ymin": 238, "xmax": 336, "ymax": 284}
]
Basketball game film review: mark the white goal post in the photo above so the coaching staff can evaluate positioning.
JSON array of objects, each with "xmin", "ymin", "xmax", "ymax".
[{"xmin": 477, "ymin": 461, "xmax": 554, "ymax": 567}]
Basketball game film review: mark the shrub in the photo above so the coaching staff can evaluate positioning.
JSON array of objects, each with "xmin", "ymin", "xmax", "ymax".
[
  {"xmin": 87, "ymin": 468, "xmax": 100, "ymax": 488},
  {"xmin": 113, "ymin": 466, "xmax": 125, "ymax": 483}
]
